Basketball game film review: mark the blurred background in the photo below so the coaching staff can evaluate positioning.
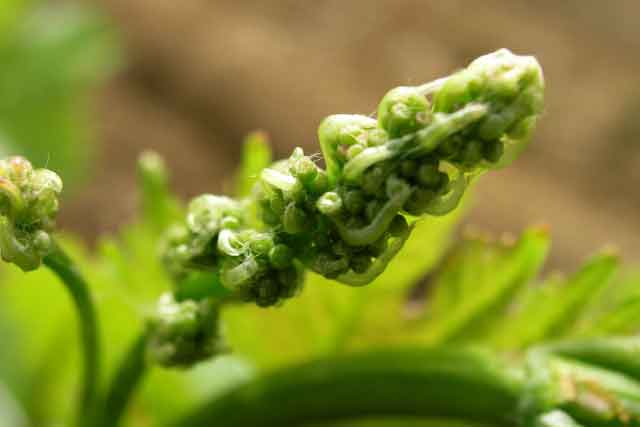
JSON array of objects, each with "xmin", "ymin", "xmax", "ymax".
[{"xmin": 3, "ymin": 0, "xmax": 640, "ymax": 267}]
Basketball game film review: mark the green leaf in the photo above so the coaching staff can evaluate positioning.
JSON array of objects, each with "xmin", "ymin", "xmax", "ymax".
[
  {"xmin": 235, "ymin": 131, "xmax": 272, "ymax": 198},
  {"xmin": 409, "ymin": 227, "xmax": 550, "ymax": 345},
  {"xmin": 137, "ymin": 151, "xmax": 183, "ymax": 232},
  {"xmin": 580, "ymin": 271, "xmax": 640, "ymax": 336},
  {"xmin": 0, "ymin": 0, "xmax": 28, "ymax": 39},
  {"xmin": 487, "ymin": 250, "xmax": 618, "ymax": 349}
]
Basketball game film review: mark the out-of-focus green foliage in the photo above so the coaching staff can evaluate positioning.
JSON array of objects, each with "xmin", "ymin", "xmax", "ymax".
[
  {"xmin": 0, "ymin": 138, "xmax": 637, "ymax": 426},
  {"xmin": 0, "ymin": 195, "xmax": 252, "ymax": 426},
  {"xmin": 234, "ymin": 131, "xmax": 272, "ymax": 199},
  {"xmin": 0, "ymin": 2, "xmax": 119, "ymax": 187},
  {"xmin": 0, "ymin": 0, "xmax": 29, "ymax": 38}
]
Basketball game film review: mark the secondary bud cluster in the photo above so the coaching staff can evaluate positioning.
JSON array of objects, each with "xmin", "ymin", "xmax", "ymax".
[
  {"xmin": 217, "ymin": 228, "xmax": 304, "ymax": 307},
  {"xmin": 0, "ymin": 156, "xmax": 62, "ymax": 271},
  {"xmin": 147, "ymin": 293, "xmax": 225, "ymax": 367},
  {"xmin": 161, "ymin": 192, "xmax": 304, "ymax": 308},
  {"xmin": 161, "ymin": 195, "xmax": 246, "ymax": 278}
]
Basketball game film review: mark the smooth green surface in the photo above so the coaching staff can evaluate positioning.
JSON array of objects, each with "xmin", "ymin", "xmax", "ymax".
[
  {"xmin": 174, "ymin": 348, "xmax": 523, "ymax": 427},
  {"xmin": 43, "ymin": 242, "xmax": 100, "ymax": 425}
]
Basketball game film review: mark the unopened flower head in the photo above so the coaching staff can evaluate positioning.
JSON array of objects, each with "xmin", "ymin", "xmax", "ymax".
[
  {"xmin": 0, "ymin": 156, "xmax": 62, "ymax": 271},
  {"xmin": 147, "ymin": 293, "xmax": 225, "ymax": 367}
]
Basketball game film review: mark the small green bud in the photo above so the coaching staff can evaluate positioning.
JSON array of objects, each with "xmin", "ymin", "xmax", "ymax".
[
  {"xmin": 404, "ymin": 188, "xmax": 437, "ymax": 215},
  {"xmin": 400, "ymin": 160, "xmax": 418, "ymax": 178},
  {"xmin": 417, "ymin": 164, "xmax": 441, "ymax": 188},
  {"xmin": 249, "ymin": 233, "xmax": 274, "ymax": 255},
  {"xmin": 312, "ymin": 252, "xmax": 349, "ymax": 279},
  {"xmin": 388, "ymin": 215, "xmax": 409, "ymax": 237},
  {"xmin": 32, "ymin": 230, "xmax": 52, "ymax": 254},
  {"xmin": 367, "ymin": 128, "xmax": 388, "ymax": 147},
  {"xmin": 283, "ymin": 203, "xmax": 308, "ymax": 234},
  {"xmin": 187, "ymin": 195, "xmax": 243, "ymax": 236},
  {"xmin": 269, "ymin": 191, "xmax": 286, "ymax": 215},
  {"xmin": 437, "ymin": 136, "xmax": 463, "ymax": 159},
  {"xmin": 362, "ymin": 165, "xmax": 386, "ymax": 195},
  {"xmin": 269, "ymin": 244, "xmax": 292, "ymax": 269},
  {"xmin": 0, "ymin": 156, "xmax": 63, "ymax": 271},
  {"xmin": 308, "ymin": 169, "xmax": 329, "ymax": 195},
  {"xmin": 339, "ymin": 124, "xmax": 369, "ymax": 147},
  {"xmin": 261, "ymin": 205, "xmax": 280, "ymax": 226},
  {"xmin": 460, "ymin": 140, "xmax": 484, "ymax": 168},
  {"xmin": 254, "ymin": 277, "xmax": 280, "ymax": 308},
  {"xmin": 289, "ymin": 149, "xmax": 318, "ymax": 184},
  {"xmin": 343, "ymin": 189, "xmax": 366, "ymax": 215},
  {"xmin": 385, "ymin": 175, "xmax": 409, "ymax": 200},
  {"xmin": 318, "ymin": 114, "xmax": 378, "ymax": 185},
  {"xmin": 378, "ymin": 86, "xmax": 431, "ymax": 137},
  {"xmin": 346, "ymin": 144, "xmax": 365, "ymax": 160},
  {"xmin": 433, "ymin": 49, "xmax": 544, "ymax": 147},
  {"xmin": 350, "ymin": 254, "xmax": 372, "ymax": 274},
  {"xmin": 1, "ymin": 156, "xmax": 32, "ymax": 187},
  {"xmin": 482, "ymin": 139, "xmax": 504, "ymax": 163},
  {"xmin": 316, "ymin": 192, "xmax": 342, "ymax": 216},
  {"xmin": 508, "ymin": 116, "xmax": 537, "ymax": 141},
  {"xmin": 147, "ymin": 293, "xmax": 225, "ymax": 368},
  {"xmin": 160, "ymin": 224, "xmax": 193, "ymax": 278},
  {"xmin": 220, "ymin": 256, "xmax": 260, "ymax": 289},
  {"xmin": 277, "ymin": 265, "xmax": 304, "ymax": 299}
]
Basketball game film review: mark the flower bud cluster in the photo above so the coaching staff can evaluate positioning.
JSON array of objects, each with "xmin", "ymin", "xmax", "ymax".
[
  {"xmin": 161, "ymin": 193, "xmax": 304, "ymax": 308},
  {"xmin": 0, "ymin": 156, "xmax": 62, "ymax": 271},
  {"xmin": 147, "ymin": 293, "xmax": 225, "ymax": 367},
  {"xmin": 161, "ymin": 49, "xmax": 544, "ymax": 305},
  {"xmin": 431, "ymin": 48, "xmax": 544, "ymax": 170},
  {"xmin": 256, "ymin": 148, "xmax": 413, "ymax": 285},
  {"xmin": 152, "ymin": 50, "xmax": 544, "ymax": 367}
]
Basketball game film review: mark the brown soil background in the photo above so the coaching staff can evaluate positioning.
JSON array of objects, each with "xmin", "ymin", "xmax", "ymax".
[{"xmin": 61, "ymin": 0, "xmax": 640, "ymax": 270}]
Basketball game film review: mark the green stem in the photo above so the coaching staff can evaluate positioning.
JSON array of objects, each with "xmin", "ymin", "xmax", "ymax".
[
  {"xmin": 546, "ymin": 337, "xmax": 640, "ymax": 383},
  {"xmin": 99, "ymin": 332, "xmax": 149, "ymax": 427},
  {"xmin": 337, "ymin": 225, "xmax": 413, "ymax": 286},
  {"xmin": 171, "ymin": 348, "xmax": 524, "ymax": 427},
  {"xmin": 43, "ymin": 241, "xmax": 100, "ymax": 426}
]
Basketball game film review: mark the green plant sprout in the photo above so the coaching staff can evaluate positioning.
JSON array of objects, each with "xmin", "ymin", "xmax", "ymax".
[
  {"xmin": 162, "ymin": 48, "xmax": 544, "ymax": 310},
  {"xmin": 1, "ymin": 49, "xmax": 639, "ymax": 427}
]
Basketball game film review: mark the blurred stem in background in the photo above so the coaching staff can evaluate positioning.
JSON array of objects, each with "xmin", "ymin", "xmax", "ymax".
[
  {"xmin": 99, "ymin": 332, "xmax": 148, "ymax": 427},
  {"xmin": 0, "ymin": 1, "xmax": 120, "ymax": 425}
]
